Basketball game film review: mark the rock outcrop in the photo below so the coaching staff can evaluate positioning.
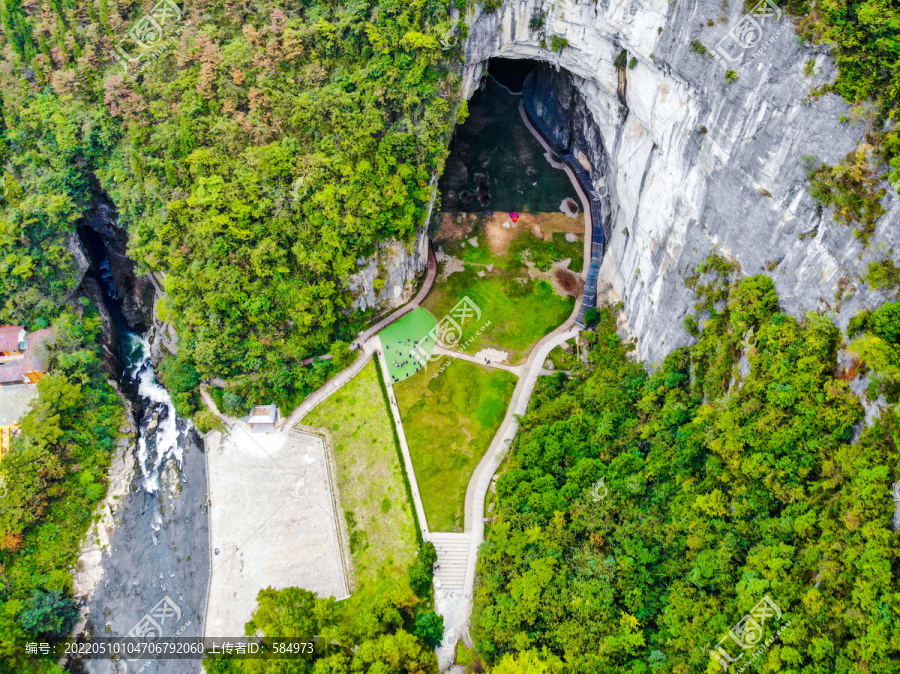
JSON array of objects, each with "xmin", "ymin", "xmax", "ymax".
[
  {"xmin": 348, "ymin": 224, "xmax": 430, "ymax": 312},
  {"xmin": 461, "ymin": 0, "xmax": 899, "ymax": 362},
  {"xmin": 78, "ymin": 274, "xmax": 123, "ymax": 378},
  {"xmin": 81, "ymin": 198, "xmax": 154, "ymax": 332}
]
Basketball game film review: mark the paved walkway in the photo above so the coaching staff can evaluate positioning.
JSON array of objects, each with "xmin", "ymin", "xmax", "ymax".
[
  {"xmin": 520, "ymin": 91, "xmax": 606, "ymax": 325},
  {"xmin": 257, "ymin": 211, "xmax": 586, "ymax": 670},
  {"xmin": 432, "ymin": 532, "xmax": 474, "ymax": 668},
  {"xmin": 281, "ymin": 346, "xmax": 375, "ymax": 430},
  {"xmin": 431, "ymin": 345, "xmax": 525, "ymax": 376},
  {"xmin": 375, "ymin": 336, "xmax": 431, "ymax": 542},
  {"xmin": 281, "ymin": 247, "xmax": 437, "ymax": 431},
  {"xmin": 433, "ymin": 305, "xmax": 580, "ymax": 668},
  {"xmin": 518, "ymin": 101, "xmax": 593, "ymax": 284}
]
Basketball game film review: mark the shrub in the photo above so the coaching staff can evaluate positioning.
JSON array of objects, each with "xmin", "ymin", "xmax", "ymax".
[
  {"xmin": 193, "ymin": 410, "xmax": 225, "ymax": 433},
  {"xmin": 691, "ymin": 40, "xmax": 708, "ymax": 55},
  {"xmin": 727, "ymin": 274, "xmax": 779, "ymax": 335},
  {"xmin": 413, "ymin": 612, "xmax": 444, "ymax": 649},
  {"xmin": 328, "ymin": 340, "xmax": 356, "ymax": 371},
  {"xmin": 222, "ymin": 391, "xmax": 248, "ymax": 417},
  {"xmin": 864, "ymin": 259, "xmax": 900, "ymax": 291},
  {"xmin": 805, "ymin": 147, "xmax": 886, "ymax": 244},
  {"xmin": 409, "ymin": 541, "xmax": 437, "ymax": 599},
  {"xmin": 804, "ymin": 58, "xmax": 816, "ymax": 77},
  {"xmin": 158, "ymin": 351, "xmax": 200, "ymax": 417},
  {"xmin": 868, "ymin": 301, "xmax": 900, "ymax": 344},
  {"xmin": 683, "ymin": 314, "xmax": 700, "ymax": 337},
  {"xmin": 725, "ymin": 69, "xmax": 738, "ymax": 83},
  {"xmin": 614, "ymin": 49, "xmax": 628, "ymax": 69},
  {"xmin": 550, "ymin": 35, "xmax": 569, "ymax": 53}
]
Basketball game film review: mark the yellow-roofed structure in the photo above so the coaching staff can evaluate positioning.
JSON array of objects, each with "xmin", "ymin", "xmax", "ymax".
[{"xmin": 0, "ymin": 424, "xmax": 19, "ymax": 459}]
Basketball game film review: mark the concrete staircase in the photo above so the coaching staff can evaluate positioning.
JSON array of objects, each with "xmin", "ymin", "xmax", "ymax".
[{"xmin": 430, "ymin": 532, "xmax": 470, "ymax": 592}]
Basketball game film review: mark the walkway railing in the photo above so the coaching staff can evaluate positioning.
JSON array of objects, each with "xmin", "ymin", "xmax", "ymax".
[{"xmin": 521, "ymin": 75, "xmax": 607, "ymax": 327}]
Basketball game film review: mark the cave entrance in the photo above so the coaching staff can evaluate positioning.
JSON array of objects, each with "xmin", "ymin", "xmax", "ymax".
[
  {"xmin": 486, "ymin": 57, "xmax": 536, "ymax": 94},
  {"xmin": 438, "ymin": 58, "xmax": 572, "ymax": 214},
  {"xmin": 437, "ymin": 57, "xmax": 606, "ymax": 325}
]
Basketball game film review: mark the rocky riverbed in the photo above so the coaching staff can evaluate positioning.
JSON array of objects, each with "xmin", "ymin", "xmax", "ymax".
[{"xmin": 77, "ymin": 431, "xmax": 209, "ymax": 674}]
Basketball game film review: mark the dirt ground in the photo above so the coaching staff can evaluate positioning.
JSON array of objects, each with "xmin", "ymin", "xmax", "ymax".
[{"xmin": 436, "ymin": 211, "xmax": 583, "ymax": 258}]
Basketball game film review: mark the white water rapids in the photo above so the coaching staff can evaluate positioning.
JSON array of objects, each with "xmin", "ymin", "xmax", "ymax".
[{"xmin": 126, "ymin": 334, "xmax": 185, "ymax": 493}]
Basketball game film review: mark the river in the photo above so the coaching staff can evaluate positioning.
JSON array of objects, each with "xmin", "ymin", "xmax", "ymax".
[{"xmin": 77, "ymin": 232, "xmax": 210, "ymax": 674}]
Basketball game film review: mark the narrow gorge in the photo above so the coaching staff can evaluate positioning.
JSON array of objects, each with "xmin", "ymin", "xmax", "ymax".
[{"xmin": 72, "ymin": 205, "xmax": 208, "ymax": 674}]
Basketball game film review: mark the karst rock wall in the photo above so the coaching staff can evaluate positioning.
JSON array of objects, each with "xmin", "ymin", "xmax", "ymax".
[{"xmin": 461, "ymin": 0, "xmax": 899, "ymax": 362}]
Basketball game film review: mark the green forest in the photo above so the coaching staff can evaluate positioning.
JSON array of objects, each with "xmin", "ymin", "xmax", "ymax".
[
  {"xmin": 0, "ymin": 0, "xmax": 461, "ymax": 670},
  {"xmin": 0, "ymin": 0, "xmax": 463, "ymax": 410},
  {"xmin": 470, "ymin": 270, "xmax": 900, "ymax": 672},
  {"xmin": 0, "ymin": 0, "xmax": 897, "ymax": 672},
  {"xmin": 0, "ymin": 311, "xmax": 125, "ymax": 672}
]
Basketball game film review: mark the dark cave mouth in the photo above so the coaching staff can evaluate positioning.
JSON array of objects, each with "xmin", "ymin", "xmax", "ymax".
[
  {"xmin": 438, "ymin": 60, "xmax": 576, "ymax": 214},
  {"xmin": 486, "ymin": 58, "xmax": 538, "ymax": 94},
  {"xmin": 472, "ymin": 57, "xmax": 610, "ymax": 327}
]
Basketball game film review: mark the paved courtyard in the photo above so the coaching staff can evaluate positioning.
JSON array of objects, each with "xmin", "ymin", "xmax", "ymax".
[
  {"xmin": 205, "ymin": 426, "xmax": 350, "ymax": 638},
  {"xmin": 0, "ymin": 384, "xmax": 38, "ymax": 426}
]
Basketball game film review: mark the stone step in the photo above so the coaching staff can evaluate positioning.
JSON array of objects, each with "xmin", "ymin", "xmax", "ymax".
[{"xmin": 430, "ymin": 533, "xmax": 471, "ymax": 591}]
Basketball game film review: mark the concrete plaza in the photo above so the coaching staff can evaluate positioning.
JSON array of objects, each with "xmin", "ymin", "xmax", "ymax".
[{"xmin": 204, "ymin": 426, "xmax": 350, "ymax": 638}]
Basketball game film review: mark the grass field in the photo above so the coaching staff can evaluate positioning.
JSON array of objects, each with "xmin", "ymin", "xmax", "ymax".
[
  {"xmin": 303, "ymin": 360, "xmax": 417, "ymax": 591},
  {"xmin": 426, "ymin": 212, "xmax": 578, "ymax": 364},
  {"xmin": 394, "ymin": 357, "xmax": 517, "ymax": 532},
  {"xmin": 378, "ymin": 307, "xmax": 437, "ymax": 384},
  {"xmin": 423, "ymin": 266, "xmax": 572, "ymax": 364}
]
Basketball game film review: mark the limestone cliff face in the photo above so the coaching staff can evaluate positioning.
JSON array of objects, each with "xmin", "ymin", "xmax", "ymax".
[
  {"xmin": 349, "ymin": 222, "xmax": 431, "ymax": 312},
  {"xmin": 461, "ymin": 0, "xmax": 899, "ymax": 362}
]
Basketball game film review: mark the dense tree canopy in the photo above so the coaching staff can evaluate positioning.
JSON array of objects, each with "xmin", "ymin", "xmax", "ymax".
[
  {"xmin": 0, "ymin": 0, "xmax": 462, "ymax": 408},
  {"xmin": 0, "ymin": 312, "xmax": 125, "ymax": 673},
  {"xmin": 472, "ymin": 273, "xmax": 900, "ymax": 672}
]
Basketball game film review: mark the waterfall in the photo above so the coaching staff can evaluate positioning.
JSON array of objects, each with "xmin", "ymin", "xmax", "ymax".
[{"xmin": 125, "ymin": 333, "xmax": 189, "ymax": 493}]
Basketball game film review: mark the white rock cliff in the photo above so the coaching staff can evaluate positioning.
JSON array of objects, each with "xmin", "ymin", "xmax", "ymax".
[{"xmin": 458, "ymin": 0, "xmax": 899, "ymax": 362}]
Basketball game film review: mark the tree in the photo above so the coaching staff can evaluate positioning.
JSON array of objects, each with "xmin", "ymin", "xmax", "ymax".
[
  {"xmin": 17, "ymin": 591, "xmax": 79, "ymax": 638},
  {"xmin": 408, "ymin": 541, "xmax": 436, "ymax": 600},
  {"xmin": 350, "ymin": 631, "xmax": 437, "ymax": 673},
  {"xmin": 412, "ymin": 612, "xmax": 443, "ymax": 649},
  {"xmin": 491, "ymin": 649, "xmax": 565, "ymax": 673},
  {"xmin": 328, "ymin": 341, "xmax": 355, "ymax": 371}
]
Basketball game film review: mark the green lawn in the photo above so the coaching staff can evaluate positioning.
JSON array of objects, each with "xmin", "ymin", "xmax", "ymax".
[
  {"xmin": 426, "ymin": 213, "xmax": 577, "ymax": 364},
  {"xmin": 394, "ymin": 357, "xmax": 517, "ymax": 532},
  {"xmin": 303, "ymin": 360, "xmax": 417, "ymax": 592},
  {"xmin": 378, "ymin": 307, "xmax": 437, "ymax": 384},
  {"xmin": 508, "ymin": 229, "xmax": 583, "ymax": 274},
  {"xmin": 422, "ymin": 266, "xmax": 572, "ymax": 365}
]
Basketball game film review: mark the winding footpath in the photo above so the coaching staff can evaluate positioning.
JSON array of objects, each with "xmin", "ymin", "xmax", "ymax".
[
  {"xmin": 280, "ymin": 248, "xmax": 437, "ymax": 430},
  {"xmin": 433, "ymin": 303, "xmax": 581, "ymax": 670}
]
